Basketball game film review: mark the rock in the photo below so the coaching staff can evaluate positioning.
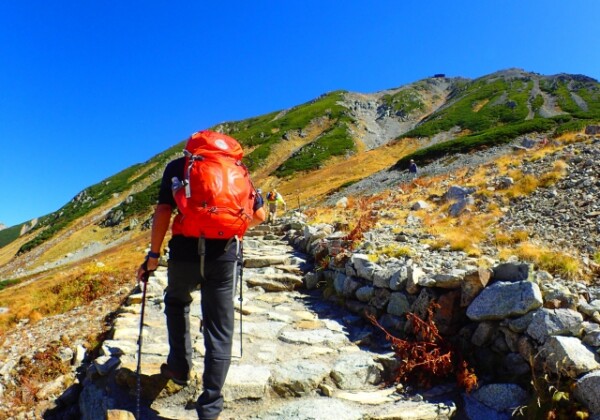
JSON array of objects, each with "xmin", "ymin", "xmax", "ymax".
[
  {"xmin": 433, "ymin": 290, "xmax": 463, "ymax": 335},
  {"xmin": 92, "ymin": 355, "xmax": 121, "ymax": 376},
  {"xmin": 471, "ymin": 383, "xmax": 529, "ymax": 413},
  {"xmin": 343, "ymin": 276, "xmax": 363, "ymax": 298},
  {"xmin": 258, "ymin": 398, "xmax": 363, "ymax": 420},
  {"xmin": 443, "ymin": 185, "xmax": 476, "ymax": 202},
  {"xmin": 467, "ymin": 281, "xmax": 542, "ymax": 321},
  {"xmin": 244, "ymin": 255, "xmax": 290, "ymax": 268},
  {"xmin": 352, "ymin": 254, "xmax": 381, "ymax": 282},
  {"xmin": 333, "ymin": 387, "xmax": 395, "ymax": 405},
  {"xmin": 387, "ymin": 292, "xmax": 410, "ymax": 317},
  {"xmin": 525, "ymin": 308, "xmax": 584, "ymax": 343},
  {"xmin": 271, "ymin": 360, "xmax": 330, "ymax": 397},
  {"xmin": 223, "ymin": 365, "xmax": 271, "ymax": 401},
  {"xmin": 540, "ymin": 336, "xmax": 600, "ymax": 378},
  {"xmin": 370, "ymin": 399, "xmax": 456, "ymax": 420},
  {"xmin": 492, "ymin": 262, "xmax": 531, "ymax": 282},
  {"xmin": 471, "ymin": 322, "xmax": 498, "ymax": 347},
  {"xmin": 461, "ymin": 268, "xmax": 492, "ymax": 307},
  {"xmin": 356, "ymin": 285, "xmax": 375, "ymax": 303},
  {"xmin": 331, "ymin": 353, "xmax": 383, "ymax": 390},
  {"xmin": 336, "ymin": 197, "xmax": 349, "ymax": 208},
  {"xmin": 432, "ymin": 269, "xmax": 465, "ymax": 289},
  {"xmin": 106, "ymin": 410, "xmax": 135, "ymax": 420},
  {"xmin": 246, "ymin": 273, "xmax": 303, "ymax": 291},
  {"xmin": 411, "ymin": 200, "xmax": 429, "ymax": 210},
  {"xmin": 574, "ymin": 370, "xmax": 600, "ymax": 414},
  {"xmin": 449, "ymin": 199, "xmax": 468, "ymax": 217},
  {"xmin": 303, "ymin": 271, "xmax": 320, "ymax": 290},
  {"xmin": 369, "ymin": 288, "xmax": 391, "ymax": 310},
  {"xmin": 278, "ymin": 328, "xmax": 349, "ymax": 347}
]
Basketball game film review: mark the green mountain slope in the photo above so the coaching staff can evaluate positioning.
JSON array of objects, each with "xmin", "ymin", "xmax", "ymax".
[
  {"xmin": 393, "ymin": 69, "xmax": 600, "ymax": 168},
  {"xmin": 2, "ymin": 68, "xmax": 599, "ymax": 256}
]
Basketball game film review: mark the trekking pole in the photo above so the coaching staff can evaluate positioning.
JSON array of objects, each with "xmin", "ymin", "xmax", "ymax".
[
  {"xmin": 136, "ymin": 262, "xmax": 152, "ymax": 420},
  {"xmin": 232, "ymin": 238, "xmax": 244, "ymax": 358},
  {"xmin": 238, "ymin": 255, "xmax": 244, "ymax": 358}
]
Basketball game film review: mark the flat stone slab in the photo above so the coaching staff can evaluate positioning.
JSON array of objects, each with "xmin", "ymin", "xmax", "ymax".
[
  {"xmin": 278, "ymin": 327, "xmax": 350, "ymax": 347},
  {"xmin": 223, "ymin": 364, "xmax": 271, "ymax": 401},
  {"xmin": 258, "ymin": 397, "xmax": 364, "ymax": 420},
  {"xmin": 244, "ymin": 255, "xmax": 290, "ymax": 268},
  {"xmin": 333, "ymin": 388, "xmax": 397, "ymax": 405}
]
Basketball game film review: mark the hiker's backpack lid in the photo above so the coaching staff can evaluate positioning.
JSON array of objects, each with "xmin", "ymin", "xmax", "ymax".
[{"xmin": 185, "ymin": 130, "xmax": 244, "ymax": 160}]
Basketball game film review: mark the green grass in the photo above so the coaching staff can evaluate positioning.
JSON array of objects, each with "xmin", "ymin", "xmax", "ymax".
[
  {"xmin": 106, "ymin": 179, "xmax": 161, "ymax": 220},
  {"xmin": 555, "ymin": 119, "xmax": 599, "ymax": 136},
  {"xmin": 220, "ymin": 91, "xmax": 353, "ymax": 171},
  {"xmin": 393, "ymin": 118, "xmax": 557, "ymax": 170},
  {"xmin": 275, "ymin": 123, "xmax": 355, "ymax": 177},
  {"xmin": 0, "ymin": 278, "xmax": 20, "ymax": 291},
  {"xmin": 0, "ymin": 224, "xmax": 25, "ymax": 249},
  {"xmin": 403, "ymin": 78, "xmax": 531, "ymax": 138},
  {"xmin": 381, "ymin": 88, "xmax": 426, "ymax": 116},
  {"xmin": 531, "ymin": 94, "xmax": 544, "ymax": 114}
]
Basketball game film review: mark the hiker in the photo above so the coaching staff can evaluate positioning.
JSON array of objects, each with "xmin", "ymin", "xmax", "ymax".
[
  {"xmin": 266, "ymin": 189, "xmax": 286, "ymax": 224},
  {"xmin": 256, "ymin": 188, "xmax": 264, "ymax": 206},
  {"xmin": 137, "ymin": 130, "xmax": 265, "ymax": 420},
  {"xmin": 408, "ymin": 159, "xmax": 418, "ymax": 179}
]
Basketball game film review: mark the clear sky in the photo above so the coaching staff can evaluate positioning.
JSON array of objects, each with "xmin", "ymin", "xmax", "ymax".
[{"xmin": 1, "ymin": 1, "xmax": 598, "ymax": 227}]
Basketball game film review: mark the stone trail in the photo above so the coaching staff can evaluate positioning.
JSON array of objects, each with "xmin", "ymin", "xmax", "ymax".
[{"xmin": 78, "ymin": 225, "xmax": 456, "ymax": 419}]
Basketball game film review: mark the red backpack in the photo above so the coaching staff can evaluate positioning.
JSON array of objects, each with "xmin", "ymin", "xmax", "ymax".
[{"xmin": 171, "ymin": 130, "xmax": 256, "ymax": 239}]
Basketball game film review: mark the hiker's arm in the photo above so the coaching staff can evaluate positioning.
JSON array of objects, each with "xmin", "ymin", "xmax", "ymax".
[
  {"xmin": 248, "ymin": 207, "xmax": 266, "ymax": 228},
  {"xmin": 137, "ymin": 204, "xmax": 172, "ymax": 280},
  {"xmin": 149, "ymin": 204, "xmax": 172, "ymax": 258}
]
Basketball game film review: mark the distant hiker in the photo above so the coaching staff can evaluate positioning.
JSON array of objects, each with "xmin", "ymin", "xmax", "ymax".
[
  {"xmin": 408, "ymin": 159, "xmax": 418, "ymax": 178},
  {"xmin": 137, "ymin": 130, "xmax": 265, "ymax": 420},
  {"xmin": 266, "ymin": 189, "xmax": 286, "ymax": 224}
]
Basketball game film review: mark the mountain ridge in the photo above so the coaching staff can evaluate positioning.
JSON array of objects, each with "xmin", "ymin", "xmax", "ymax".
[{"xmin": 0, "ymin": 68, "xmax": 599, "ymax": 261}]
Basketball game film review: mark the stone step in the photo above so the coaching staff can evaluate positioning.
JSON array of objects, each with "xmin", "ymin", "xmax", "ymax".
[{"xmin": 77, "ymin": 235, "xmax": 457, "ymax": 420}]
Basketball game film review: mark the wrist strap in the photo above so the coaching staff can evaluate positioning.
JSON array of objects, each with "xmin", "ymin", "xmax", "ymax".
[{"xmin": 147, "ymin": 251, "xmax": 160, "ymax": 259}]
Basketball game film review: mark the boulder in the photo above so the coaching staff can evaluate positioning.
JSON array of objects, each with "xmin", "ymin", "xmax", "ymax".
[
  {"xmin": 540, "ymin": 336, "xmax": 600, "ymax": 378},
  {"xmin": 525, "ymin": 308, "xmax": 584, "ymax": 343},
  {"xmin": 574, "ymin": 370, "xmax": 600, "ymax": 414},
  {"xmin": 467, "ymin": 281, "xmax": 542, "ymax": 321}
]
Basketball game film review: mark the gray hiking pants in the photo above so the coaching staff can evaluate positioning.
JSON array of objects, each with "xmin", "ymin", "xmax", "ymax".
[{"xmin": 164, "ymin": 259, "xmax": 235, "ymax": 420}]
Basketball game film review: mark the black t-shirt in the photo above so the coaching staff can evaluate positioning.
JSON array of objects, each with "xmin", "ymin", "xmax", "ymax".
[{"xmin": 159, "ymin": 157, "xmax": 262, "ymax": 262}]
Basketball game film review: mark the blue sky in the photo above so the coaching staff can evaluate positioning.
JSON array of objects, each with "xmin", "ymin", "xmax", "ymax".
[{"xmin": 1, "ymin": 1, "xmax": 599, "ymax": 227}]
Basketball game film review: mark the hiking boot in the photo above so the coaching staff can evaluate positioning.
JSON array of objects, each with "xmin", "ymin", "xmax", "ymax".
[{"xmin": 160, "ymin": 363, "xmax": 189, "ymax": 386}]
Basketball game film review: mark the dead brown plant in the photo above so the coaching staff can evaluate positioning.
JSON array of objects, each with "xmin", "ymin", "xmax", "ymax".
[{"xmin": 368, "ymin": 302, "xmax": 478, "ymax": 392}]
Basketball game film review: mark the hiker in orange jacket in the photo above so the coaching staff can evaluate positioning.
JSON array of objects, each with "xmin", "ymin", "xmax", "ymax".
[{"xmin": 137, "ymin": 131, "xmax": 265, "ymax": 420}]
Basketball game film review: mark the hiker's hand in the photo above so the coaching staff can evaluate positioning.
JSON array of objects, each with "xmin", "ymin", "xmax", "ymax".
[{"xmin": 137, "ymin": 257, "xmax": 158, "ymax": 283}]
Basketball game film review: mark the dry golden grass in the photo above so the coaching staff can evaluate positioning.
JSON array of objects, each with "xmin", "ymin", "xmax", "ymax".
[
  {"xmin": 299, "ymin": 129, "xmax": 592, "ymax": 278},
  {"xmin": 472, "ymin": 99, "xmax": 490, "ymax": 112},
  {"xmin": 424, "ymin": 211, "xmax": 500, "ymax": 256},
  {"xmin": 376, "ymin": 243, "xmax": 413, "ymax": 259},
  {"xmin": 493, "ymin": 229, "xmax": 529, "ymax": 246},
  {"xmin": 258, "ymin": 137, "xmax": 423, "ymax": 210},
  {"xmin": 499, "ymin": 241, "xmax": 581, "ymax": 279},
  {"xmin": 0, "ymin": 229, "xmax": 149, "ymax": 332},
  {"xmin": 539, "ymin": 160, "xmax": 567, "ymax": 187}
]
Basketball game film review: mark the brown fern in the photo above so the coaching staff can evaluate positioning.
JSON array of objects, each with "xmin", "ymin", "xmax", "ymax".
[{"xmin": 368, "ymin": 301, "xmax": 478, "ymax": 391}]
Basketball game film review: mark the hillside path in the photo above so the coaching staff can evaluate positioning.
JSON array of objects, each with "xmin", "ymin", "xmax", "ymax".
[{"xmin": 78, "ymin": 225, "xmax": 456, "ymax": 419}]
